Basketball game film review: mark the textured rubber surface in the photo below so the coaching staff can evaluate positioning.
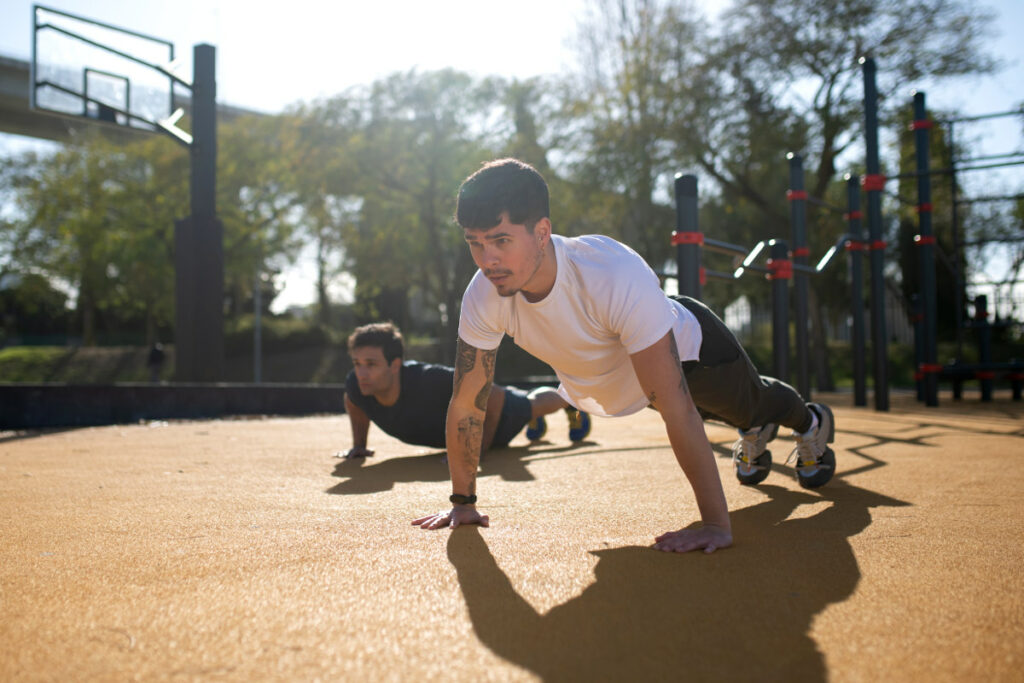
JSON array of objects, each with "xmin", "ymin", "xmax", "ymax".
[{"xmin": 1, "ymin": 392, "xmax": 1021, "ymax": 681}]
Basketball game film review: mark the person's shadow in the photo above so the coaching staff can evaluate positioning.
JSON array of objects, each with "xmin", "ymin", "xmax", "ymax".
[
  {"xmin": 447, "ymin": 480, "xmax": 907, "ymax": 681},
  {"xmin": 326, "ymin": 440, "xmax": 600, "ymax": 495}
]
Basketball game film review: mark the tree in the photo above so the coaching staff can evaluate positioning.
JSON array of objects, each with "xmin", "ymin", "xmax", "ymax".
[
  {"xmin": 336, "ymin": 70, "xmax": 499, "ymax": 358},
  {"xmin": 283, "ymin": 98, "xmax": 364, "ymax": 326},
  {"xmin": 0, "ymin": 113, "xmax": 310, "ymax": 345},
  {"xmin": 562, "ymin": 0, "xmax": 711, "ymax": 264},
  {"xmin": 217, "ymin": 113, "xmax": 308, "ymax": 318},
  {"xmin": 0, "ymin": 272, "xmax": 71, "ymax": 343},
  {"xmin": 716, "ymin": 0, "xmax": 997, "ymax": 205}
]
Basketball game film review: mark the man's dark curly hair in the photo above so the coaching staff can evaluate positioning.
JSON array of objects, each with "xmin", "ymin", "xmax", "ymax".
[
  {"xmin": 455, "ymin": 158, "xmax": 549, "ymax": 231},
  {"xmin": 347, "ymin": 322, "xmax": 404, "ymax": 363}
]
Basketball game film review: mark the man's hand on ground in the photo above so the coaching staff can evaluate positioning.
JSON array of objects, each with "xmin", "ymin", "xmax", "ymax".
[
  {"xmin": 654, "ymin": 524, "xmax": 732, "ymax": 554},
  {"xmin": 337, "ymin": 446, "xmax": 375, "ymax": 459},
  {"xmin": 412, "ymin": 506, "xmax": 489, "ymax": 530}
]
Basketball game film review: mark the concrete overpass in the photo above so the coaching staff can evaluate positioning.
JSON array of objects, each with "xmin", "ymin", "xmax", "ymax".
[{"xmin": 0, "ymin": 53, "xmax": 266, "ymax": 144}]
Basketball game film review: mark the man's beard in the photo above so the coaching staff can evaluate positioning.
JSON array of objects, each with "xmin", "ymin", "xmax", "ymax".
[{"xmin": 492, "ymin": 247, "xmax": 544, "ymax": 298}]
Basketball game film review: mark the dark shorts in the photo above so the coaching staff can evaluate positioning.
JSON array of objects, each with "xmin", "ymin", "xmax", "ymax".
[
  {"xmin": 491, "ymin": 386, "xmax": 533, "ymax": 448},
  {"xmin": 672, "ymin": 295, "xmax": 812, "ymax": 433}
]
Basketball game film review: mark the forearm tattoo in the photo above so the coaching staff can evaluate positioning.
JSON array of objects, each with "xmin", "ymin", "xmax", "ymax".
[
  {"xmin": 454, "ymin": 338, "xmax": 476, "ymax": 396},
  {"xmin": 456, "ymin": 416, "xmax": 483, "ymax": 487},
  {"xmin": 474, "ymin": 349, "xmax": 497, "ymax": 411},
  {"xmin": 666, "ymin": 330, "xmax": 690, "ymax": 396}
]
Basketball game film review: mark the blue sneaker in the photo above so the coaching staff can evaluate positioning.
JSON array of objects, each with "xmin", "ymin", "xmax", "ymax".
[
  {"xmin": 525, "ymin": 416, "xmax": 547, "ymax": 441},
  {"xmin": 567, "ymin": 409, "xmax": 591, "ymax": 442}
]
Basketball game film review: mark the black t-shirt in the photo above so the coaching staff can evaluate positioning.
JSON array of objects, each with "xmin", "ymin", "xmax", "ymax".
[{"xmin": 344, "ymin": 361, "xmax": 454, "ymax": 448}]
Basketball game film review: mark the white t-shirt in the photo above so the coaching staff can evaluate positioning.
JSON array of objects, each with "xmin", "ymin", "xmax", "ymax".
[{"xmin": 458, "ymin": 234, "xmax": 702, "ymax": 417}]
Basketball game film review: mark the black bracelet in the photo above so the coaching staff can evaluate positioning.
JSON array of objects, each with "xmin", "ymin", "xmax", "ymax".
[{"xmin": 449, "ymin": 493, "xmax": 477, "ymax": 505}]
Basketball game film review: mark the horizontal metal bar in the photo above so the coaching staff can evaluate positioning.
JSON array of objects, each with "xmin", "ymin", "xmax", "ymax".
[
  {"xmin": 805, "ymin": 195, "xmax": 846, "ymax": 214},
  {"xmin": 704, "ymin": 268, "xmax": 738, "ymax": 281},
  {"xmin": 702, "ymin": 238, "xmax": 749, "ymax": 257},
  {"xmin": 955, "ymin": 151, "xmax": 1024, "ymax": 164},
  {"xmin": 961, "ymin": 236, "xmax": 1024, "ymax": 246},
  {"xmin": 940, "ymin": 108, "xmax": 1024, "ymax": 124},
  {"xmin": 955, "ymin": 194, "xmax": 1024, "ymax": 205}
]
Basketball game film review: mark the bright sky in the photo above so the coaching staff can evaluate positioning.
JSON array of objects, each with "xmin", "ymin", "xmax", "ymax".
[{"xmin": 1, "ymin": 0, "xmax": 1021, "ymax": 312}]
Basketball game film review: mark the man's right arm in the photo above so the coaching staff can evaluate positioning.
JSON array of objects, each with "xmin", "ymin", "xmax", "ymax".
[
  {"xmin": 412, "ymin": 336, "xmax": 496, "ymax": 530},
  {"xmin": 342, "ymin": 393, "xmax": 375, "ymax": 458}
]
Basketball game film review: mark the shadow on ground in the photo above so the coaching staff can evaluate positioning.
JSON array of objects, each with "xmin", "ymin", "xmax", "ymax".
[
  {"xmin": 447, "ymin": 481, "xmax": 908, "ymax": 682},
  {"xmin": 325, "ymin": 441, "xmax": 602, "ymax": 495}
]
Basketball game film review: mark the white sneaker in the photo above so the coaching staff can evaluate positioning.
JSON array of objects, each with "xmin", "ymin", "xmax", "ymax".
[
  {"xmin": 732, "ymin": 423, "xmax": 778, "ymax": 485},
  {"xmin": 789, "ymin": 403, "xmax": 836, "ymax": 488}
]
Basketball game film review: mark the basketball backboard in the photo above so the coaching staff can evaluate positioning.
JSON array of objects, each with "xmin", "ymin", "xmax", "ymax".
[{"xmin": 31, "ymin": 4, "xmax": 187, "ymax": 139}]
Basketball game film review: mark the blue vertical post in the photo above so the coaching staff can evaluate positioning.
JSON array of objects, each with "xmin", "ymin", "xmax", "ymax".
[
  {"xmin": 913, "ymin": 91, "xmax": 939, "ymax": 406},
  {"xmin": 787, "ymin": 153, "xmax": 811, "ymax": 400},
  {"xmin": 846, "ymin": 174, "xmax": 867, "ymax": 407},
  {"xmin": 861, "ymin": 56, "xmax": 889, "ymax": 411},
  {"xmin": 911, "ymin": 294, "xmax": 925, "ymax": 402},
  {"xmin": 175, "ymin": 43, "xmax": 224, "ymax": 382},
  {"xmin": 769, "ymin": 239, "xmax": 791, "ymax": 382},
  {"xmin": 975, "ymin": 295, "xmax": 993, "ymax": 402},
  {"xmin": 673, "ymin": 174, "xmax": 702, "ymax": 300}
]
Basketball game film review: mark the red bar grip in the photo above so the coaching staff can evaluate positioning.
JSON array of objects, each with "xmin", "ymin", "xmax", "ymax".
[
  {"xmin": 862, "ymin": 174, "xmax": 887, "ymax": 191},
  {"xmin": 671, "ymin": 231, "xmax": 704, "ymax": 246},
  {"xmin": 767, "ymin": 259, "xmax": 793, "ymax": 280},
  {"xmin": 786, "ymin": 190, "xmax": 808, "ymax": 201},
  {"xmin": 914, "ymin": 234, "xmax": 936, "ymax": 245}
]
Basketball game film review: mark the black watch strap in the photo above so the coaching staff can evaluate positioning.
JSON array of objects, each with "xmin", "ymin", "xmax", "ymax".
[{"xmin": 449, "ymin": 493, "xmax": 477, "ymax": 505}]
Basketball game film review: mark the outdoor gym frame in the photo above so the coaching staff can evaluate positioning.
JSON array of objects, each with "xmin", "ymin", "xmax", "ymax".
[
  {"xmin": 671, "ymin": 56, "xmax": 1022, "ymax": 412},
  {"xmin": 895, "ymin": 91, "xmax": 1024, "ymax": 405},
  {"xmin": 672, "ymin": 162, "xmax": 868, "ymax": 408}
]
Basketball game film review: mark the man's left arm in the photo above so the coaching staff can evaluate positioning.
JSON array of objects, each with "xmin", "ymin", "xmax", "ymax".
[
  {"xmin": 341, "ymin": 392, "xmax": 375, "ymax": 458},
  {"xmin": 629, "ymin": 330, "xmax": 732, "ymax": 554}
]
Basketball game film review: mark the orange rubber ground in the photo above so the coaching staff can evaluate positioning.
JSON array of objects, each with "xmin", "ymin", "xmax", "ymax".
[{"xmin": 2, "ymin": 391, "xmax": 1022, "ymax": 681}]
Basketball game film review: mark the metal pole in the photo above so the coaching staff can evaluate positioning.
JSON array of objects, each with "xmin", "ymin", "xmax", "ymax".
[
  {"xmin": 770, "ymin": 239, "xmax": 791, "ymax": 382},
  {"xmin": 253, "ymin": 271, "xmax": 262, "ymax": 384},
  {"xmin": 787, "ymin": 153, "xmax": 811, "ymax": 400},
  {"xmin": 912, "ymin": 293, "xmax": 925, "ymax": 402},
  {"xmin": 190, "ymin": 43, "xmax": 223, "ymax": 382},
  {"xmin": 949, "ymin": 121, "xmax": 965, "ymax": 360},
  {"xmin": 861, "ymin": 56, "xmax": 889, "ymax": 411},
  {"xmin": 975, "ymin": 295, "xmax": 993, "ymax": 401},
  {"xmin": 913, "ymin": 92, "xmax": 939, "ymax": 406},
  {"xmin": 673, "ymin": 174, "xmax": 702, "ymax": 300},
  {"xmin": 846, "ymin": 174, "xmax": 867, "ymax": 407}
]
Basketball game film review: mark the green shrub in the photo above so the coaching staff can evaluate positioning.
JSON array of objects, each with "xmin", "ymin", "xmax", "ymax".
[
  {"xmin": 224, "ymin": 315, "xmax": 341, "ymax": 356},
  {"xmin": 0, "ymin": 346, "xmax": 75, "ymax": 382}
]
